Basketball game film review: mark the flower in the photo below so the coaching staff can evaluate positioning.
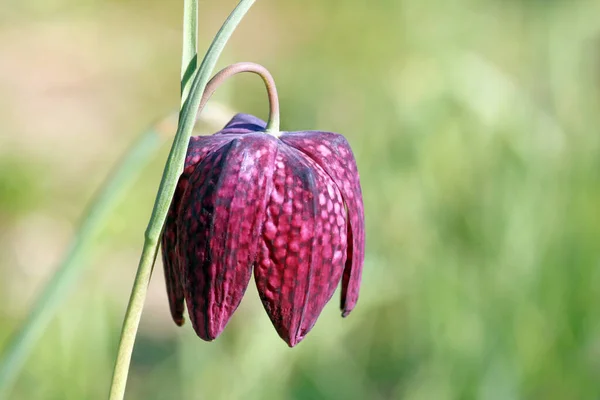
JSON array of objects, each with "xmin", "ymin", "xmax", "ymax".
[{"xmin": 161, "ymin": 113, "xmax": 365, "ymax": 347}]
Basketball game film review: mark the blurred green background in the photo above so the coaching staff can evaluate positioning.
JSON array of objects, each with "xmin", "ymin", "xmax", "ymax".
[{"xmin": 1, "ymin": 0, "xmax": 600, "ymax": 399}]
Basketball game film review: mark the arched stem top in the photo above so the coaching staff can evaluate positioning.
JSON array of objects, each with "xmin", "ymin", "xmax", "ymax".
[{"xmin": 200, "ymin": 62, "xmax": 281, "ymax": 135}]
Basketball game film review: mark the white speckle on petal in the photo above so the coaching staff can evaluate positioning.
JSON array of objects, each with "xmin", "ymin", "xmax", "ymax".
[
  {"xmin": 319, "ymin": 193, "xmax": 326, "ymax": 206},
  {"xmin": 334, "ymin": 203, "xmax": 341, "ymax": 213},
  {"xmin": 327, "ymin": 185, "xmax": 335, "ymax": 199},
  {"xmin": 317, "ymin": 144, "xmax": 332, "ymax": 156}
]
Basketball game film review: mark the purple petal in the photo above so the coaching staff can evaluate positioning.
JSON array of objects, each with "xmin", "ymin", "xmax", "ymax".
[
  {"xmin": 177, "ymin": 133, "xmax": 278, "ymax": 340},
  {"xmin": 280, "ymin": 132, "xmax": 365, "ymax": 317},
  {"xmin": 255, "ymin": 143, "xmax": 348, "ymax": 347},
  {"xmin": 161, "ymin": 134, "xmax": 235, "ymax": 326}
]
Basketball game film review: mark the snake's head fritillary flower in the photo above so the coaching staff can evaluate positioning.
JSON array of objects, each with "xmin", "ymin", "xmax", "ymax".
[{"xmin": 161, "ymin": 113, "xmax": 365, "ymax": 347}]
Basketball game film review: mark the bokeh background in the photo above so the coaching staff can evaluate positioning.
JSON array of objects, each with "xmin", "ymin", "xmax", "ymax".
[{"xmin": 1, "ymin": 0, "xmax": 600, "ymax": 399}]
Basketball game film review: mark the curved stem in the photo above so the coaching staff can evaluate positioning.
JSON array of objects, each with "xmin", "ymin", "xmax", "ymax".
[
  {"xmin": 107, "ymin": 1, "xmax": 256, "ymax": 399},
  {"xmin": 200, "ymin": 62, "xmax": 280, "ymax": 134}
]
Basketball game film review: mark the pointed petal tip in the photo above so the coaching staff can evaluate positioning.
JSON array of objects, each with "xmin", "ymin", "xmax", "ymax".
[
  {"xmin": 174, "ymin": 316, "xmax": 185, "ymax": 327},
  {"xmin": 198, "ymin": 329, "xmax": 219, "ymax": 342},
  {"xmin": 341, "ymin": 295, "xmax": 358, "ymax": 318},
  {"xmin": 284, "ymin": 335, "xmax": 304, "ymax": 348},
  {"xmin": 203, "ymin": 334, "xmax": 217, "ymax": 342},
  {"xmin": 190, "ymin": 320, "xmax": 225, "ymax": 342}
]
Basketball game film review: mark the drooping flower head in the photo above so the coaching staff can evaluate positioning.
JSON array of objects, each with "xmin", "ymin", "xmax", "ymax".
[{"xmin": 161, "ymin": 68, "xmax": 364, "ymax": 347}]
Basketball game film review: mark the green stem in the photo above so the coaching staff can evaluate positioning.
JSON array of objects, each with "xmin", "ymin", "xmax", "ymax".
[
  {"xmin": 180, "ymin": 0, "xmax": 198, "ymax": 104},
  {"xmin": 0, "ymin": 116, "xmax": 174, "ymax": 400},
  {"xmin": 107, "ymin": 1, "xmax": 256, "ymax": 399},
  {"xmin": 200, "ymin": 62, "xmax": 280, "ymax": 134}
]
